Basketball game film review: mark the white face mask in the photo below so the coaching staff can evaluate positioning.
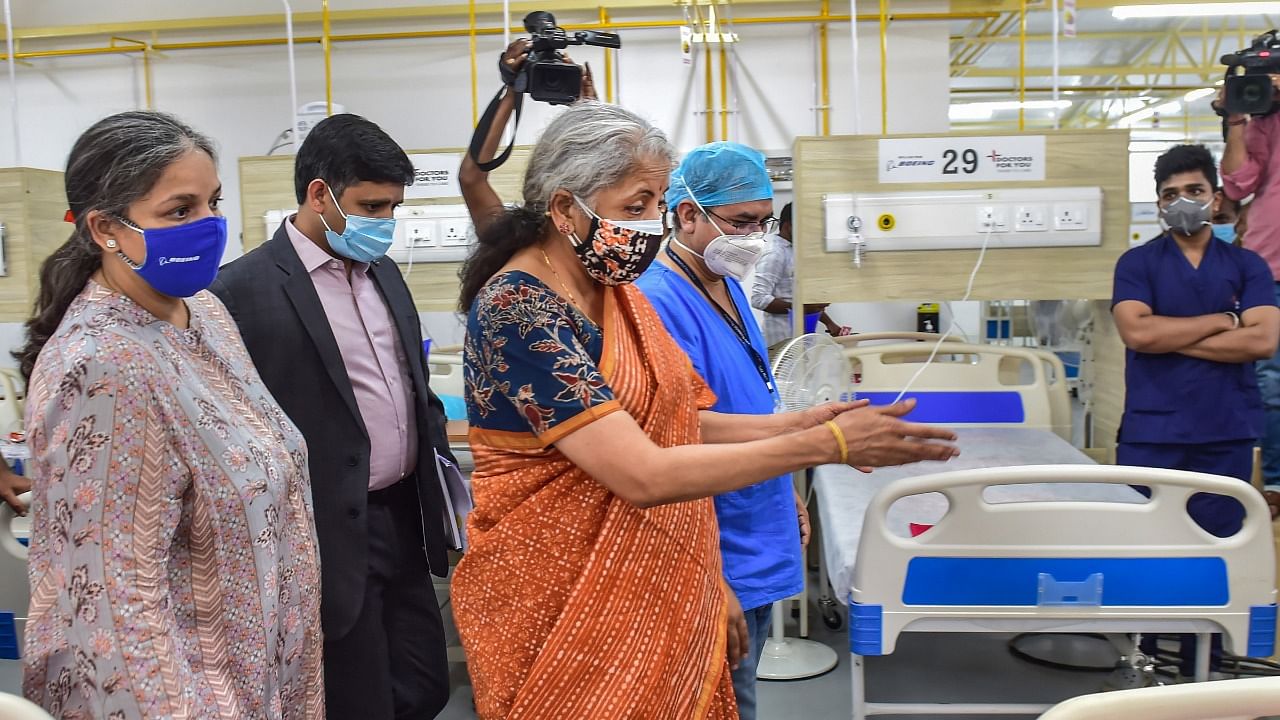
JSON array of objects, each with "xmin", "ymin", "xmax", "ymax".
[
  {"xmin": 676, "ymin": 180, "xmax": 770, "ymax": 281},
  {"xmin": 672, "ymin": 233, "xmax": 768, "ymax": 282}
]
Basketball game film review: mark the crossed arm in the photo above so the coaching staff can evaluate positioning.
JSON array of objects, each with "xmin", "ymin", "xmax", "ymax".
[{"xmin": 1113, "ymin": 300, "xmax": 1280, "ymax": 363}]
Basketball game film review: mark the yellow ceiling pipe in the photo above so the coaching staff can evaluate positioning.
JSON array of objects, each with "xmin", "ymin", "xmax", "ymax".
[
  {"xmin": 1018, "ymin": 0, "xmax": 1026, "ymax": 131},
  {"xmin": 879, "ymin": 0, "xmax": 888, "ymax": 135},
  {"xmin": 1, "ymin": 11, "xmax": 996, "ymax": 63},
  {"xmin": 111, "ymin": 37, "xmax": 152, "ymax": 109},
  {"xmin": 469, "ymin": 0, "xmax": 478, "ymax": 125},
  {"xmin": 704, "ymin": 34, "xmax": 715, "ymax": 143},
  {"xmin": 600, "ymin": 6, "xmax": 614, "ymax": 103},
  {"xmin": 2, "ymin": 7, "xmax": 997, "ymax": 43},
  {"xmin": 1, "ymin": 1, "xmax": 994, "ymax": 41},
  {"xmin": 323, "ymin": 0, "xmax": 333, "ymax": 115},
  {"xmin": 818, "ymin": 0, "xmax": 830, "ymax": 136}
]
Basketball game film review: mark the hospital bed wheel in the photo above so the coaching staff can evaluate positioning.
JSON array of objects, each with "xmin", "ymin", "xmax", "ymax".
[{"xmin": 820, "ymin": 601, "xmax": 843, "ymax": 630}]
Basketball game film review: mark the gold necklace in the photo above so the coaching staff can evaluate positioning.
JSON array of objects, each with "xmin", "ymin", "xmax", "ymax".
[{"xmin": 540, "ymin": 248, "xmax": 580, "ymax": 307}]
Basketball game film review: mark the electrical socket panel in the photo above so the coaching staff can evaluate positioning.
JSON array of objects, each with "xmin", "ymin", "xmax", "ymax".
[
  {"xmin": 824, "ymin": 187, "xmax": 1103, "ymax": 252},
  {"xmin": 976, "ymin": 206, "xmax": 1010, "ymax": 233},
  {"xmin": 387, "ymin": 204, "xmax": 474, "ymax": 263},
  {"xmin": 1053, "ymin": 202, "xmax": 1089, "ymax": 230},
  {"xmin": 438, "ymin": 219, "xmax": 471, "ymax": 247},
  {"xmin": 1014, "ymin": 205, "xmax": 1048, "ymax": 232}
]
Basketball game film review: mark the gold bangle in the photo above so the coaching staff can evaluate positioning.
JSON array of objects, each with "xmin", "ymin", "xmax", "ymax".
[{"xmin": 824, "ymin": 420, "xmax": 848, "ymax": 465}]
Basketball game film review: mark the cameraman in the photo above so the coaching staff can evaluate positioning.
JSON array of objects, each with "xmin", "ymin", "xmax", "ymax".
[
  {"xmin": 459, "ymin": 39, "xmax": 597, "ymax": 237},
  {"xmin": 1218, "ymin": 77, "xmax": 1280, "ymax": 486}
]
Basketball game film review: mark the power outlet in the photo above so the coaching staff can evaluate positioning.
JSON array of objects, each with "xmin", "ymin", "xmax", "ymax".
[
  {"xmin": 439, "ymin": 219, "xmax": 472, "ymax": 247},
  {"xmin": 976, "ymin": 206, "xmax": 1010, "ymax": 233},
  {"xmin": 403, "ymin": 219, "xmax": 436, "ymax": 248},
  {"xmin": 1014, "ymin": 205, "xmax": 1048, "ymax": 232},
  {"xmin": 1053, "ymin": 203, "xmax": 1088, "ymax": 231}
]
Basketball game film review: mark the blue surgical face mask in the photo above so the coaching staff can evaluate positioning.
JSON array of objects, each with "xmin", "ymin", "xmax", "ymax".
[
  {"xmin": 319, "ymin": 186, "xmax": 397, "ymax": 263},
  {"xmin": 115, "ymin": 215, "xmax": 228, "ymax": 298},
  {"xmin": 1212, "ymin": 223, "xmax": 1237, "ymax": 244}
]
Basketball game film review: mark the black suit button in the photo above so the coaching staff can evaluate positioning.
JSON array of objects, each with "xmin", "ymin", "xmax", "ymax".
[
  {"xmin": 346, "ymin": 455, "xmax": 358, "ymax": 467},
  {"xmin": 348, "ymin": 508, "xmax": 360, "ymax": 519}
]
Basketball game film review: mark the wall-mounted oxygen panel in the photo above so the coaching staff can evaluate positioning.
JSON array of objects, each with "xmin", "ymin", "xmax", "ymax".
[{"xmin": 823, "ymin": 187, "xmax": 1103, "ymax": 253}]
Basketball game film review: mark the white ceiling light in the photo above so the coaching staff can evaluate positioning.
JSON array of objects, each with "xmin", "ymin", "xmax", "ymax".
[
  {"xmin": 1118, "ymin": 100, "xmax": 1182, "ymax": 127},
  {"xmin": 948, "ymin": 99, "xmax": 1072, "ymax": 121},
  {"xmin": 1113, "ymin": 2, "xmax": 1280, "ymax": 18},
  {"xmin": 1184, "ymin": 88, "xmax": 1216, "ymax": 102},
  {"xmin": 1129, "ymin": 141, "xmax": 1177, "ymax": 152}
]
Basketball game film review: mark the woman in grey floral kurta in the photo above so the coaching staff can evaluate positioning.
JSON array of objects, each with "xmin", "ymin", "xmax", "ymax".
[{"xmin": 18, "ymin": 111, "xmax": 324, "ymax": 719}]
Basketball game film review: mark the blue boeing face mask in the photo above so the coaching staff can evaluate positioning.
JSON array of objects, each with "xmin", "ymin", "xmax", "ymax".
[
  {"xmin": 1212, "ymin": 223, "xmax": 1237, "ymax": 244},
  {"xmin": 115, "ymin": 215, "xmax": 228, "ymax": 298},
  {"xmin": 319, "ymin": 186, "xmax": 397, "ymax": 263}
]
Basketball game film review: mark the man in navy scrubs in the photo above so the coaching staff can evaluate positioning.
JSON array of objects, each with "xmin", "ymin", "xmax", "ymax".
[{"xmin": 1113, "ymin": 143, "xmax": 1280, "ymax": 537}]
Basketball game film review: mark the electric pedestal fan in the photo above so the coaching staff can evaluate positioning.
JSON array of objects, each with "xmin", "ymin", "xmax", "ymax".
[{"xmin": 756, "ymin": 333, "xmax": 852, "ymax": 680}]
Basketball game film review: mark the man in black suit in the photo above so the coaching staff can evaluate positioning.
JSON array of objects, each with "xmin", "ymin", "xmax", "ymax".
[{"xmin": 211, "ymin": 114, "xmax": 453, "ymax": 719}]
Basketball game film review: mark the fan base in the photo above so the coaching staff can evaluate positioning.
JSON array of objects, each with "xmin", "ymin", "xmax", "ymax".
[{"xmin": 757, "ymin": 638, "xmax": 839, "ymax": 681}]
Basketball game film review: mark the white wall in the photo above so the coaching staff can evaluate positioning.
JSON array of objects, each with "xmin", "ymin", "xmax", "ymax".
[{"xmin": 0, "ymin": 2, "xmax": 953, "ymax": 354}]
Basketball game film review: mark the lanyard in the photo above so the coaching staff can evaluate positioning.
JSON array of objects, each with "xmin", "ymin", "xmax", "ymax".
[{"xmin": 665, "ymin": 246, "xmax": 777, "ymax": 397}]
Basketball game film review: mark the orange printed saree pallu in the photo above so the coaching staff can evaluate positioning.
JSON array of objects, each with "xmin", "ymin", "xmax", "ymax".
[{"xmin": 454, "ymin": 274, "xmax": 737, "ymax": 719}]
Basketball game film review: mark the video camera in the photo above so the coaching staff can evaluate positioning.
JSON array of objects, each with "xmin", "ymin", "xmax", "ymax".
[
  {"xmin": 514, "ymin": 11, "xmax": 621, "ymax": 105},
  {"xmin": 1221, "ymin": 30, "xmax": 1280, "ymax": 116}
]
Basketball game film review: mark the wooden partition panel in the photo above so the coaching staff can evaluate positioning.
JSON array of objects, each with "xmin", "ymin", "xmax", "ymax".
[
  {"xmin": 790, "ymin": 130, "xmax": 1130, "ymax": 453},
  {"xmin": 239, "ymin": 148, "xmax": 531, "ymax": 312},
  {"xmin": 791, "ymin": 130, "xmax": 1130, "ymax": 303},
  {"xmin": 0, "ymin": 168, "xmax": 69, "ymax": 322}
]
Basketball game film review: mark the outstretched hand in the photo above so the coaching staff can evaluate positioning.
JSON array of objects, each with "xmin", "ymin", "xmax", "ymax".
[
  {"xmin": 829, "ymin": 399, "xmax": 959, "ymax": 472},
  {"xmin": 795, "ymin": 400, "xmax": 867, "ymax": 430}
]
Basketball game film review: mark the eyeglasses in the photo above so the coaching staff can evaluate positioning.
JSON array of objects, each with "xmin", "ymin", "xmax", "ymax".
[{"xmin": 706, "ymin": 209, "xmax": 779, "ymax": 235}]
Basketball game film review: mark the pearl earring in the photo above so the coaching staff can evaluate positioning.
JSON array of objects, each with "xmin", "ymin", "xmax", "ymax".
[{"xmin": 105, "ymin": 239, "xmax": 118, "ymax": 249}]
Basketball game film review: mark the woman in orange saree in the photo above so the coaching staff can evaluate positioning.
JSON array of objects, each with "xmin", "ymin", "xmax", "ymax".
[{"xmin": 453, "ymin": 102, "xmax": 958, "ymax": 719}]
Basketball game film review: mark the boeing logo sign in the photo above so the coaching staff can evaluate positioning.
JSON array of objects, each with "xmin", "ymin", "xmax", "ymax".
[
  {"xmin": 884, "ymin": 156, "xmax": 936, "ymax": 173},
  {"xmin": 878, "ymin": 135, "xmax": 1046, "ymax": 184}
]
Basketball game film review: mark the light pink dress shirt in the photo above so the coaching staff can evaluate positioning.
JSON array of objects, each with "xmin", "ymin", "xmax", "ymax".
[
  {"xmin": 287, "ymin": 218, "xmax": 418, "ymax": 491},
  {"xmin": 1223, "ymin": 112, "xmax": 1280, "ymax": 280}
]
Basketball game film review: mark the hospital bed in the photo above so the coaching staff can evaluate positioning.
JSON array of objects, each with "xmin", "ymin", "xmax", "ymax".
[
  {"xmin": 425, "ymin": 349, "xmax": 467, "ymax": 422},
  {"xmin": 1037, "ymin": 675, "xmax": 1280, "ymax": 720},
  {"xmin": 0, "ymin": 694, "xmax": 52, "ymax": 720},
  {"xmin": 0, "ymin": 491, "xmax": 28, "ymax": 669},
  {"xmin": 841, "ymin": 341, "xmax": 1072, "ymax": 442},
  {"xmin": 0, "ymin": 370, "xmax": 23, "ymax": 437},
  {"xmin": 835, "ymin": 461, "xmax": 1275, "ymax": 719}
]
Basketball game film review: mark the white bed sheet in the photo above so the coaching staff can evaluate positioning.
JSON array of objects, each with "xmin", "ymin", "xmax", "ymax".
[{"xmin": 814, "ymin": 427, "xmax": 1145, "ymax": 605}]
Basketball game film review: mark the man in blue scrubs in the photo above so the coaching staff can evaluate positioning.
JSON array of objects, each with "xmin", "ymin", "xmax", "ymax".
[
  {"xmin": 635, "ymin": 142, "xmax": 806, "ymax": 719},
  {"xmin": 1114, "ymin": 144, "xmax": 1279, "ymax": 537}
]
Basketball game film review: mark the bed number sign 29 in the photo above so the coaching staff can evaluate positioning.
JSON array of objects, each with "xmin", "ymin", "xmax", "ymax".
[
  {"xmin": 942, "ymin": 148, "xmax": 980, "ymax": 176},
  {"xmin": 878, "ymin": 136, "xmax": 1046, "ymax": 184}
]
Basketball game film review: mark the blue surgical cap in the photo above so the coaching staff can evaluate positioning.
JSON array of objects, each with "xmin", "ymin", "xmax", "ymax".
[{"xmin": 665, "ymin": 141, "xmax": 773, "ymax": 211}]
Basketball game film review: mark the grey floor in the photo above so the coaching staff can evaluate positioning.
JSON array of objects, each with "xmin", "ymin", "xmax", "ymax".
[
  {"xmin": 435, "ymin": 588, "xmax": 1126, "ymax": 720},
  {"xmin": 4, "ymin": 566, "xmax": 1276, "ymax": 719}
]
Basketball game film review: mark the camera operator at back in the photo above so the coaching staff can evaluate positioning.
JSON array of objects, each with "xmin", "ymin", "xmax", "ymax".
[
  {"xmin": 513, "ymin": 11, "xmax": 618, "ymax": 104},
  {"xmin": 1219, "ymin": 29, "xmax": 1280, "ymax": 488}
]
